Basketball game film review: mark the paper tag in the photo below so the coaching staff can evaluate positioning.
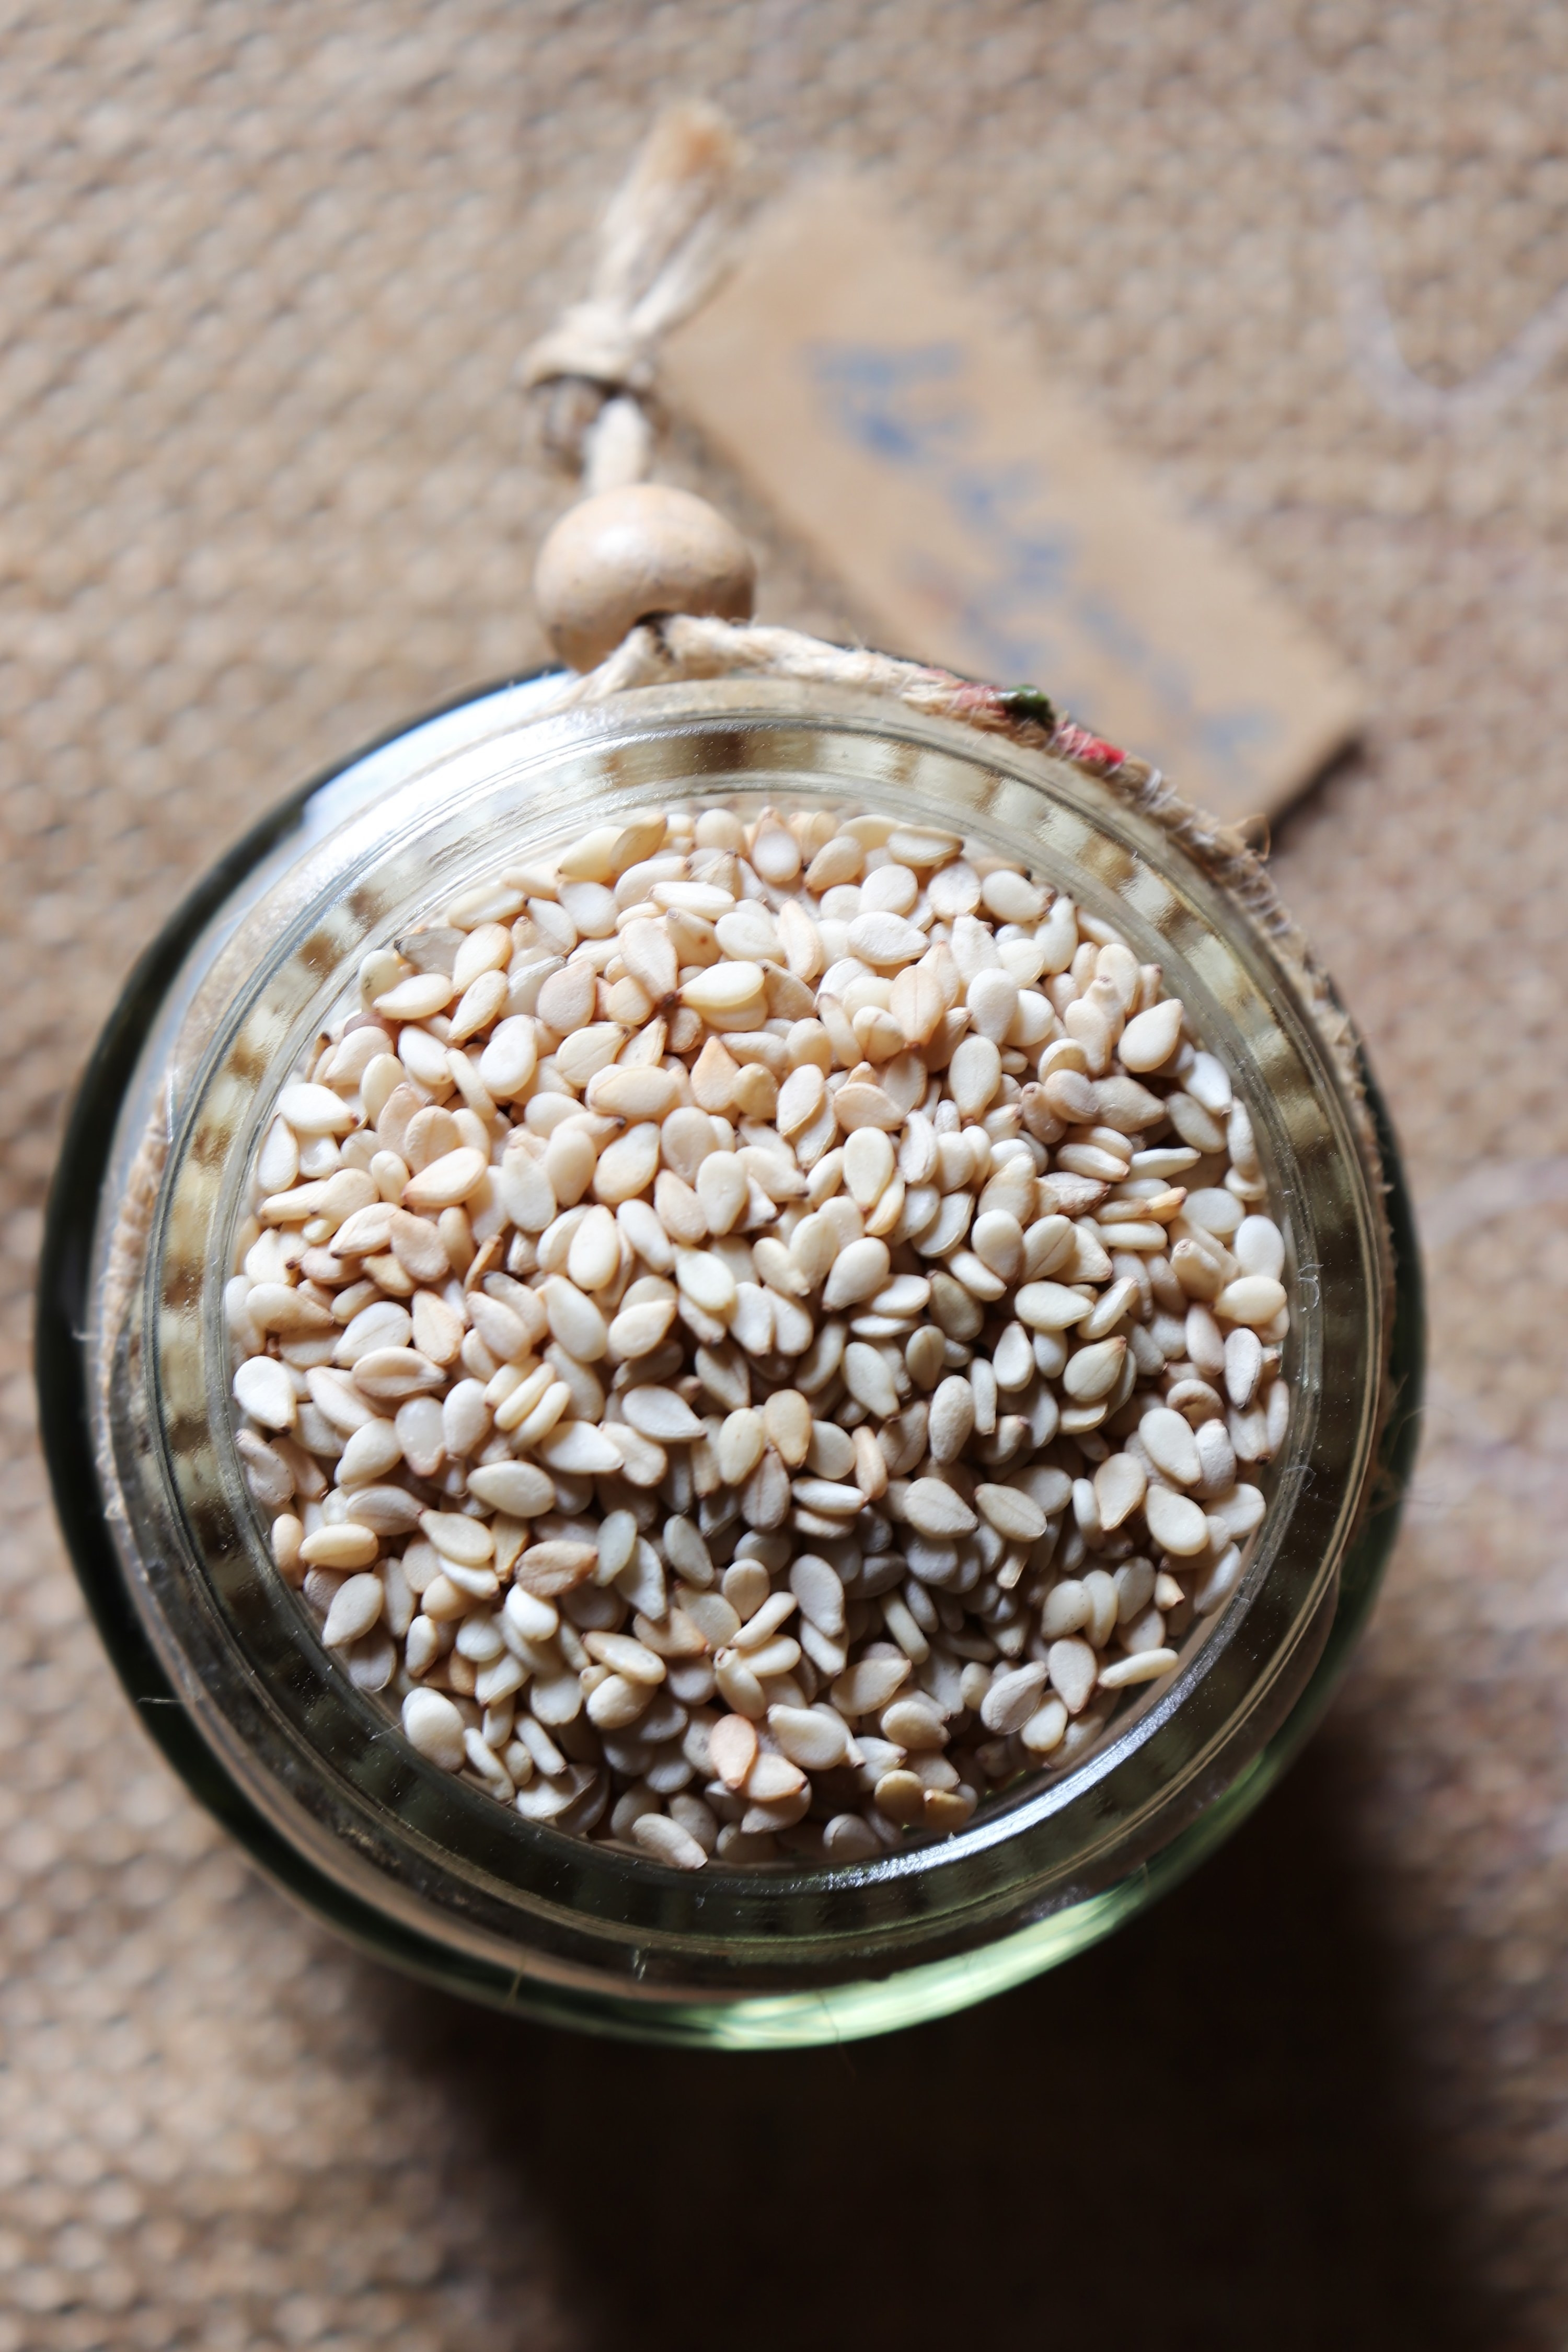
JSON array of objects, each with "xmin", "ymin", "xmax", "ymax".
[{"xmin": 663, "ymin": 175, "xmax": 1364, "ymax": 823}]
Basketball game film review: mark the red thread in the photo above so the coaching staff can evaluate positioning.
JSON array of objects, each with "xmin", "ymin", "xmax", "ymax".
[{"xmin": 1053, "ymin": 722, "xmax": 1124, "ymax": 771}]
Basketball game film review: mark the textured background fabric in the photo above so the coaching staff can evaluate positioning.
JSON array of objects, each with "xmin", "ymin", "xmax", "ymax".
[{"xmin": 3, "ymin": 5, "xmax": 1567, "ymax": 2345}]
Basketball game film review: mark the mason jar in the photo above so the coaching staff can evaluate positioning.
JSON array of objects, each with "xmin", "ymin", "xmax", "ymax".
[{"xmin": 36, "ymin": 672, "xmax": 1422, "ymax": 2046}]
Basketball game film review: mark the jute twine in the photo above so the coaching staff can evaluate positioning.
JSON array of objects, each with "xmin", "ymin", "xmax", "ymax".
[
  {"xmin": 521, "ymin": 106, "xmax": 1376, "ymax": 1148},
  {"xmin": 107, "ymin": 100, "xmax": 1382, "ymax": 1375}
]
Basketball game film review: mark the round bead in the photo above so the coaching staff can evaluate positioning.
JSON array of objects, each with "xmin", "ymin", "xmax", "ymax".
[{"xmin": 534, "ymin": 483, "xmax": 756, "ymax": 671}]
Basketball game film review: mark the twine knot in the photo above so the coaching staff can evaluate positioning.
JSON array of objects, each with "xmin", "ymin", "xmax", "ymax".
[{"xmin": 521, "ymin": 102, "xmax": 740, "ymax": 494}]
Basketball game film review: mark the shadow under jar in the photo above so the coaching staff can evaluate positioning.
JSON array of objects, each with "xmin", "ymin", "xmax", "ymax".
[{"xmin": 38, "ymin": 673, "xmax": 1422, "ymax": 2047}]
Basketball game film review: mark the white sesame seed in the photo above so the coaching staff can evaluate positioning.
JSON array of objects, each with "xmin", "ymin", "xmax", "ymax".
[
  {"xmin": 401, "ymin": 1688, "xmax": 467, "ymax": 1770},
  {"xmin": 1143, "ymin": 1484, "xmax": 1212, "ymax": 1557}
]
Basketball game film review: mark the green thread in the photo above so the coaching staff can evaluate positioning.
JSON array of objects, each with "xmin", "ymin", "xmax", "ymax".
[{"xmin": 999, "ymin": 684, "xmax": 1056, "ymax": 731}]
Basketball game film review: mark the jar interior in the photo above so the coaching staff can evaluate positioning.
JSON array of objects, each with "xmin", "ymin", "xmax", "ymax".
[{"xmin": 91, "ymin": 681, "xmax": 1386, "ymax": 1993}]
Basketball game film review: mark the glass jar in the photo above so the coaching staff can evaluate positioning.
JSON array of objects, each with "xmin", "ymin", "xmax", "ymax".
[{"xmin": 37, "ymin": 672, "xmax": 1422, "ymax": 2046}]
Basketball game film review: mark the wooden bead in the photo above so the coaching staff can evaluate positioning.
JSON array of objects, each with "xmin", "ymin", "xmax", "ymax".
[{"xmin": 534, "ymin": 483, "xmax": 756, "ymax": 671}]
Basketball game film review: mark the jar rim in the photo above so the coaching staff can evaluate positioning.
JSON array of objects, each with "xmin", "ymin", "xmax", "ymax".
[{"xmin": 50, "ymin": 672, "xmax": 1409, "ymax": 2020}]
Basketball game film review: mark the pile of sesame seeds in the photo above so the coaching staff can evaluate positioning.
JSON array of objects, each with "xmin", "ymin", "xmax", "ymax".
[{"xmin": 226, "ymin": 800, "xmax": 1290, "ymax": 1870}]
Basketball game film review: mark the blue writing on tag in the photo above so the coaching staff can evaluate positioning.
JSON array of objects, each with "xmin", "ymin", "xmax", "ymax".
[{"xmin": 806, "ymin": 341, "xmax": 1279, "ymax": 792}]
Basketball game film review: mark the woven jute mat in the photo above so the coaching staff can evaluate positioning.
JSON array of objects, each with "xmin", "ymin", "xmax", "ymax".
[{"xmin": 3, "ymin": 6, "xmax": 1565, "ymax": 2346}]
